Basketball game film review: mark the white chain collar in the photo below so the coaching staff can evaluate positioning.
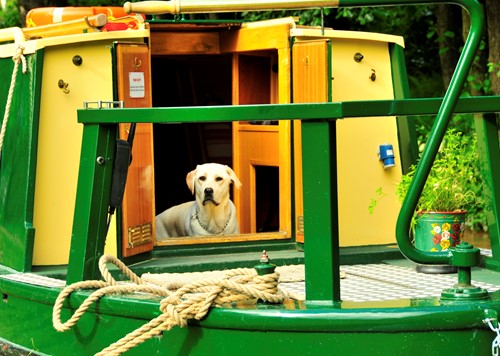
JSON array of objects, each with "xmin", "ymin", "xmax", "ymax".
[{"xmin": 192, "ymin": 208, "xmax": 232, "ymax": 234}]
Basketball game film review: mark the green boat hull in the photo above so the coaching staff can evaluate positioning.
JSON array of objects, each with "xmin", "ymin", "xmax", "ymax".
[{"xmin": 1, "ymin": 275, "xmax": 499, "ymax": 355}]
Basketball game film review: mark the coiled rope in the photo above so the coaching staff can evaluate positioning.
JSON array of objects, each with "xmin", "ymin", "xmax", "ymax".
[
  {"xmin": 52, "ymin": 254, "xmax": 285, "ymax": 355},
  {"xmin": 0, "ymin": 45, "xmax": 27, "ymax": 158}
]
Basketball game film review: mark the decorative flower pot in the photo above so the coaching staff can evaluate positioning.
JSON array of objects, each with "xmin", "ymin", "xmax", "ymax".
[{"xmin": 414, "ymin": 211, "xmax": 466, "ymax": 274}]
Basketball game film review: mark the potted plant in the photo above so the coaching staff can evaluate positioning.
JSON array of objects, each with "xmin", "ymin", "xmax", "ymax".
[{"xmin": 370, "ymin": 129, "xmax": 483, "ymax": 272}]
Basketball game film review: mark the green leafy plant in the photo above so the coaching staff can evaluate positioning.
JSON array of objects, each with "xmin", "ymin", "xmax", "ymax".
[
  {"xmin": 398, "ymin": 129, "xmax": 479, "ymax": 212},
  {"xmin": 370, "ymin": 129, "xmax": 485, "ymax": 230}
]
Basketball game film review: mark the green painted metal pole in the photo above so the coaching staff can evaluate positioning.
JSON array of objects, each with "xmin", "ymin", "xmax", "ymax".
[
  {"xmin": 77, "ymin": 97, "xmax": 500, "ymax": 125},
  {"xmin": 67, "ymin": 124, "xmax": 116, "ymax": 283},
  {"xmin": 302, "ymin": 121, "xmax": 340, "ymax": 303},
  {"xmin": 399, "ymin": 0, "xmax": 484, "ymax": 265},
  {"xmin": 475, "ymin": 114, "xmax": 500, "ymax": 271},
  {"xmin": 390, "ymin": 43, "xmax": 418, "ymax": 174}
]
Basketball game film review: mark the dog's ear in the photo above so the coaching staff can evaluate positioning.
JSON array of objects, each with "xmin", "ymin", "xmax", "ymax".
[
  {"xmin": 186, "ymin": 167, "xmax": 197, "ymax": 195},
  {"xmin": 225, "ymin": 165, "xmax": 242, "ymax": 190}
]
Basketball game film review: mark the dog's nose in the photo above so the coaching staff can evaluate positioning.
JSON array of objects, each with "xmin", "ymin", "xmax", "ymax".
[{"xmin": 204, "ymin": 187, "xmax": 213, "ymax": 195}]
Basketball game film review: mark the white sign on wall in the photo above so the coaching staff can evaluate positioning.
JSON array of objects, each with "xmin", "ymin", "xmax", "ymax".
[{"xmin": 129, "ymin": 72, "xmax": 145, "ymax": 98}]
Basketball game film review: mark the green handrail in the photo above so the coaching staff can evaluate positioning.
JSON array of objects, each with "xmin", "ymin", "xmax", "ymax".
[
  {"xmin": 341, "ymin": 0, "xmax": 486, "ymax": 265},
  {"xmin": 391, "ymin": 0, "xmax": 484, "ymax": 265}
]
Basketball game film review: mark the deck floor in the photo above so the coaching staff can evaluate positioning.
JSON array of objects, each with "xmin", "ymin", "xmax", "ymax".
[
  {"xmin": 280, "ymin": 258, "xmax": 500, "ymax": 302},
  {"xmin": 2, "ymin": 249, "xmax": 500, "ymax": 303}
]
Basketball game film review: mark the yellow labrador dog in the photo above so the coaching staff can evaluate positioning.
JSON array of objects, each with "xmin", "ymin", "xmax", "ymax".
[{"xmin": 156, "ymin": 163, "xmax": 241, "ymax": 239}]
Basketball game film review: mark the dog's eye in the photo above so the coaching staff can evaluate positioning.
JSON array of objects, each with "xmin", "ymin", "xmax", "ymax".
[
  {"xmin": 215, "ymin": 177, "xmax": 223, "ymax": 182},
  {"xmin": 199, "ymin": 176, "xmax": 206, "ymax": 181}
]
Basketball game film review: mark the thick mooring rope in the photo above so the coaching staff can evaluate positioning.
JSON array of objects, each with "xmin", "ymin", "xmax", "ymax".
[
  {"xmin": 0, "ymin": 45, "xmax": 27, "ymax": 158},
  {"xmin": 52, "ymin": 255, "xmax": 284, "ymax": 355}
]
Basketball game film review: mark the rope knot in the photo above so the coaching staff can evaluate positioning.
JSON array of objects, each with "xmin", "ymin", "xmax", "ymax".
[
  {"xmin": 0, "ymin": 45, "xmax": 29, "ymax": 157},
  {"xmin": 252, "ymin": 272, "xmax": 280, "ymax": 294},
  {"xmin": 12, "ymin": 45, "xmax": 26, "ymax": 74},
  {"xmin": 53, "ymin": 255, "xmax": 288, "ymax": 355}
]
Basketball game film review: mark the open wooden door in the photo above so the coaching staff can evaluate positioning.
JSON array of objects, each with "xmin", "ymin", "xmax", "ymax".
[
  {"xmin": 292, "ymin": 39, "xmax": 331, "ymax": 243},
  {"xmin": 115, "ymin": 43, "xmax": 155, "ymax": 257},
  {"xmin": 227, "ymin": 19, "xmax": 293, "ymax": 239}
]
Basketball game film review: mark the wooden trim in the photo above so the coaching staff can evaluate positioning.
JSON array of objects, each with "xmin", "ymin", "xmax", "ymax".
[
  {"xmin": 151, "ymin": 31, "xmax": 220, "ymax": 55},
  {"xmin": 237, "ymin": 124, "xmax": 279, "ymax": 132},
  {"xmin": 156, "ymin": 231, "xmax": 288, "ymax": 246}
]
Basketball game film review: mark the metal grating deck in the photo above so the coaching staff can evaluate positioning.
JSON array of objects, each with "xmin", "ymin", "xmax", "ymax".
[
  {"xmin": 2, "ymin": 261, "xmax": 500, "ymax": 303},
  {"xmin": 280, "ymin": 263, "xmax": 500, "ymax": 302}
]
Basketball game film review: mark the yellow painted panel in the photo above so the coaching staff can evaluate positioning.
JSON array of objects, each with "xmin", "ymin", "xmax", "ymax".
[
  {"xmin": 32, "ymin": 41, "xmax": 116, "ymax": 265},
  {"xmin": 331, "ymin": 38, "xmax": 402, "ymax": 246}
]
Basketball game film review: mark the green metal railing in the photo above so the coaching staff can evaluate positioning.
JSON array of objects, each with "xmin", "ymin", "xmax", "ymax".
[{"xmin": 72, "ymin": 0, "xmax": 496, "ymax": 302}]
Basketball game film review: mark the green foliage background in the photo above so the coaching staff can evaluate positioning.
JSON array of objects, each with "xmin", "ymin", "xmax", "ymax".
[{"xmin": 0, "ymin": 0, "xmax": 21, "ymax": 28}]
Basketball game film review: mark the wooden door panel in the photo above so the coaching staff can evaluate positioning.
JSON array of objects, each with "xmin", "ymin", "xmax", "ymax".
[
  {"xmin": 230, "ymin": 22, "xmax": 293, "ymax": 239},
  {"xmin": 115, "ymin": 43, "xmax": 155, "ymax": 257},
  {"xmin": 292, "ymin": 40, "xmax": 330, "ymax": 243}
]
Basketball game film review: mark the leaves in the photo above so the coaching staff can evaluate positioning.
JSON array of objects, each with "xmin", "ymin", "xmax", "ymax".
[
  {"xmin": 0, "ymin": 0, "xmax": 21, "ymax": 28},
  {"xmin": 397, "ymin": 127, "xmax": 485, "ymax": 230}
]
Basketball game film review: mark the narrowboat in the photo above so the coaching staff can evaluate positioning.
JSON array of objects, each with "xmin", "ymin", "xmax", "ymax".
[{"xmin": 1, "ymin": 0, "xmax": 500, "ymax": 354}]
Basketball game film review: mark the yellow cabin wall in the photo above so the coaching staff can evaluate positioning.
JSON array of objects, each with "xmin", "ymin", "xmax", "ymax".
[
  {"xmin": 331, "ymin": 38, "xmax": 402, "ymax": 246},
  {"xmin": 293, "ymin": 29, "xmax": 404, "ymax": 247},
  {"xmin": 29, "ymin": 21, "xmax": 403, "ymax": 264},
  {"xmin": 32, "ymin": 40, "xmax": 118, "ymax": 265}
]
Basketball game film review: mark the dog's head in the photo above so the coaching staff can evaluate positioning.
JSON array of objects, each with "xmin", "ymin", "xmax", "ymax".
[{"xmin": 186, "ymin": 163, "xmax": 242, "ymax": 206}]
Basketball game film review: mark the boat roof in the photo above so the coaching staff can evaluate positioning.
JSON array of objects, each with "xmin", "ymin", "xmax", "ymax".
[{"xmin": 0, "ymin": 24, "xmax": 149, "ymax": 59}]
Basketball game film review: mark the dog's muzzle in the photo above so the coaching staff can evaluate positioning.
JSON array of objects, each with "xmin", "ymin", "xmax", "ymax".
[{"xmin": 202, "ymin": 187, "xmax": 218, "ymax": 206}]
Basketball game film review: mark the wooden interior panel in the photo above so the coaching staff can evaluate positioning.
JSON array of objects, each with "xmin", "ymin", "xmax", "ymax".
[
  {"xmin": 238, "ymin": 54, "xmax": 271, "ymax": 105},
  {"xmin": 151, "ymin": 31, "xmax": 220, "ymax": 55},
  {"xmin": 230, "ymin": 24, "xmax": 293, "ymax": 239},
  {"xmin": 232, "ymin": 53, "xmax": 277, "ymax": 233},
  {"xmin": 234, "ymin": 125, "xmax": 279, "ymax": 233}
]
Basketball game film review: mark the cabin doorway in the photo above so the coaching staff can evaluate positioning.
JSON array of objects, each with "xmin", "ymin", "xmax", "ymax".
[
  {"xmin": 149, "ymin": 21, "xmax": 293, "ymax": 246},
  {"xmin": 150, "ymin": 53, "xmax": 282, "ymax": 235},
  {"xmin": 151, "ymin": 55, "xmax": 234, "ymax": 215}
]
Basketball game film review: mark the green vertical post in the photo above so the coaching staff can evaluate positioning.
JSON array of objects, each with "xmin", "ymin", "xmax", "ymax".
[
  {"xmin": 66, "ymin": 123, "xmax": 116, "ymax": 284},
  {"xmin": 0, "ymin": 55, "xmax": 38, "ymax": 272},
  {"xmin": 390, "ymin": 43, "xmax": 418, "ymax": 174},
  {"xmin": 302, "ymin": 120, "xmax": 340, "ymax": 303},
  {"xmin": 475, "ymin": 114, "xmax": 500, "ymax": 271}
]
